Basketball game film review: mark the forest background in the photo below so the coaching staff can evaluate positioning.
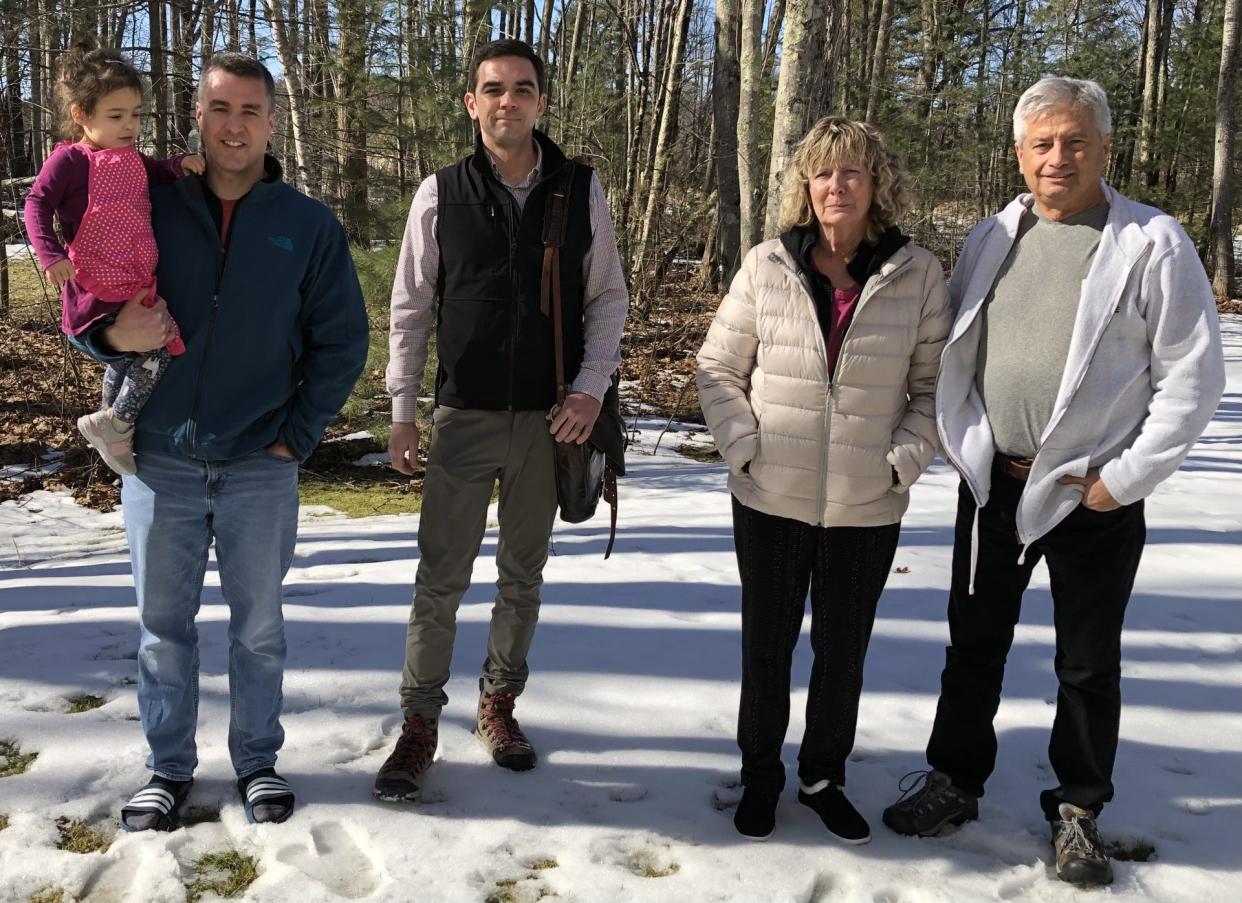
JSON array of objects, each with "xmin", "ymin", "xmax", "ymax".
[{"xmin": 0, "ymin": 0, "xmax": 1238, "ymax": 512}]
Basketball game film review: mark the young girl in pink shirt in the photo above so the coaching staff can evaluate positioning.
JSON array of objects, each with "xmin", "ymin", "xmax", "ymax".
[{"xmin": 24, "ymin": 46, "xmax": 204, "ymax": 476}]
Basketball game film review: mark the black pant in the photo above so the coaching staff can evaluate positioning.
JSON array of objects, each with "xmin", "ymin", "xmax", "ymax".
[
  {"xmin": 926, "ymin": 469, "xmax": 1145, "ymax": 820},
  {"xmin": 733, "ymin": 496, "xmax": 901, "ymax": 793}
]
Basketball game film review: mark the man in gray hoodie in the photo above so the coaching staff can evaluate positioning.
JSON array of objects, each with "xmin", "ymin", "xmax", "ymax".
[{"xmin": 881, "ymin": 77, "xmax": 1225, "ymax": 887}]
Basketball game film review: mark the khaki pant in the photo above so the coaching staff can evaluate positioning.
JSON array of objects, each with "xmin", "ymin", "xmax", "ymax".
[{"xmin": 400, "ymin": 406, "xmax": 558, "ymax": 719}]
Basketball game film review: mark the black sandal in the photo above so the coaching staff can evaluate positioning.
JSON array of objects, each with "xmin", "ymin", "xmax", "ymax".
[
  {"xmin": 119, "ymin": 776, "xmax": 192, "ymax": 832},
  {"xmin": 239, "ymin": 768, "xmax": 295, "ymax": 824}
]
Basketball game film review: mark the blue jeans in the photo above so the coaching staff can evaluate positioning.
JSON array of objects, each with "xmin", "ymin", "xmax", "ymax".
[{"xmin": 121, "ymin": 449, "xmax": 299, "ymax": 780}]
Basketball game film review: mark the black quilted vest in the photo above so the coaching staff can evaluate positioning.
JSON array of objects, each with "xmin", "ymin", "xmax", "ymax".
[{"xmin": 434, "ymin": 130, "xmax": 594, "ymax": 410}]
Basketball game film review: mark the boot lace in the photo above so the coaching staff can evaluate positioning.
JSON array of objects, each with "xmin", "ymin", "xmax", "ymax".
[
  {"xmin": 894, "ymin": 769, "xmax": 950, "ymax": 816},
  {"xmin": 478, "ymin": 692, "xmax": 531, "ymax": 750},
  {"xmin": 1057, "ymin": 811, "xmax": 1107, "ymax": 862},
  {"xmin": 385, "ymin": 715, "xmax": 436, "ymax": 773}
]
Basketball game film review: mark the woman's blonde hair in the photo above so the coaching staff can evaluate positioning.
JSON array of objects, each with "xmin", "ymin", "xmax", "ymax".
[{"xmin": 777, "ymin": 117, "xmax": 912, "ymax": 241}]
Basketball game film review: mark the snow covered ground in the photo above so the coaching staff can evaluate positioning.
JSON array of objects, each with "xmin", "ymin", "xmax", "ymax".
[{"xmin": 0, "ymin": 319, "xmax": 1238, "ymax": 903}]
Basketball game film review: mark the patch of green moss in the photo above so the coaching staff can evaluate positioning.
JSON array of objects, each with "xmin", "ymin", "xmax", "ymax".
[
  {"xmin": 0, "ymin": 739, "xmax": 37, "ymax": 777},
  {"xmin": 187, "ymin": 850, "xmax": 259, "ymax": 902},
  {"xmin": 64, "ymin": 694, "xmax": 106, "ymax": 713},
  {"xmin": 29, "ymin": 889, "xmax": 65, "ymax": 903},
  {"xmin": 299, "ymin": 478, "xmax": 422, "ymax": 517}
]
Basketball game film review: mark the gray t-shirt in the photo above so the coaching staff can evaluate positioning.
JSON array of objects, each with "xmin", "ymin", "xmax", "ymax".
[{"xmin": 976, "ymin": 201, "xmax": 1109, "ymax": 458}]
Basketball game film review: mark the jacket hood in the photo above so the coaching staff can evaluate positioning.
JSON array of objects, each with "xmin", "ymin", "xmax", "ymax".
[{"xmin": 779, "ymin": 224, "xmax": 911, "ymax": 284}]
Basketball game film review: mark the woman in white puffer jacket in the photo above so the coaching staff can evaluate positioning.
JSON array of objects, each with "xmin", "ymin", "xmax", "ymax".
[{"xmin": 696, "ymin": 118, "xmax": 952, "ymax": 844}]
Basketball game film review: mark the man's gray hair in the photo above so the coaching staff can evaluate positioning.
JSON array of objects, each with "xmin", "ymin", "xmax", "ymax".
[{"xmin": 1013, "ymin": 76, "xmax": 1111, "ymax": 144}]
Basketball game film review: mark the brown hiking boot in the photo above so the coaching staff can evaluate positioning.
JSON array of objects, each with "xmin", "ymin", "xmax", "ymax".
[
  {"xmin": 475, "ymin": 691, "xmax": 537, "ymax": 771},
  {"xmin": 1052, "ymin": 803, "xmax": 1113, "ymax": 886},
  {"xmin": 373, "ymin": 715, "xmax": 437, "ymax": 802}
]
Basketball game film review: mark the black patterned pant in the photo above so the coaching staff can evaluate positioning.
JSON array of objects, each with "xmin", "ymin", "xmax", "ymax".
[
  {"xmin": 102, "ymin": 348, "xmax": 172, "ymax": 424},
  {"xmin": 732, "ymin": 495, "xmax": 901, "ymax": 793}
]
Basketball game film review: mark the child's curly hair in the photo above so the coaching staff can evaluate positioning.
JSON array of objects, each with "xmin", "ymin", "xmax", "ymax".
[{"xmin": 54, "ymin": 43, "xmax": 144, "ymax": 141}]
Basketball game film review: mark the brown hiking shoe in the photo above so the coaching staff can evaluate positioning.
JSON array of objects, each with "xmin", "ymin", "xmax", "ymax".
[
  {"xmin": 1052, "ymin": 803, "xmax": 1113, "ymax": 886},
  {"xmin": 475, "ymin": 691, "xmax": 537, "ymax": 771},
  {"xmin": 373, "ymin": 715, "xmax": 438, "ymax": 802}
]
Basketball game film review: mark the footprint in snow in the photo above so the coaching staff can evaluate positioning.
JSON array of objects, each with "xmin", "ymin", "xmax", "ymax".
[
  {"xmin": 1158, "ymin": 761, "xmax": 1194, "ymax": 775},
  {"xmin": 283, "ymin": 586, "xmax": 327, "ymax": 598},
  {"xmin": 588, "ymin": 834, "xmax": 680, "ymax": 878},
  {"xmin": 322, "ymin": 730, "xmax": 390, "ymax": 766},
  {"xmin": 806, "ymin": 872, "xmax": 843, "ymax": 902},
  {"xmin": 276, "ymin": 822, "xmax": 384, "ymax": 899},
  {"xmin": 711, "ymin": 780, "xmax": 742, "ymax": 811},
  {"xmin": 296, "ymin": 567, "xmax": 361, "ymax": 581},
  {"xmin": 78, "ymin": 837, "xmax": 181, "ymax": 903},
  {"xmin": 607, "ymin": 783, "xmax": 647, "ymax": 802},
  {"xmin": 1182, "ymin": 798, "xmax": 1214, "ymax": 815},
  {"xmin": 92, "ymin": 643, "xmax": 139, "ymax": 661},
  {"xmin": 996, "ymin": 866, "xmax": 1041, "ymax": 900}
]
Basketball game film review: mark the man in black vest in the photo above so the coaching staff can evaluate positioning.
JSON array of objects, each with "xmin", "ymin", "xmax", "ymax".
[{"xmin": 375, "ymin": 40, "xmax": 628, "ymax": 801}]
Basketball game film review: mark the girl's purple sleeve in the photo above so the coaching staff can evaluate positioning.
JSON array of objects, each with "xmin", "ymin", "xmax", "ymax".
[
  {"xmin": 141, "ymin": 153, "xmax": 187, "ymax": 185},
  {"xmin": 23, "ymin": 150, "xmax": 72, "ymax": 269}
]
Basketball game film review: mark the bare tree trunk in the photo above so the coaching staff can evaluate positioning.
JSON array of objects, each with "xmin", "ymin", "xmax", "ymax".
[
  {"xmin": 1135, "ymin": 0, "xmax": 1167, "ymax": 183},
  {"xmin": 714, "ymin": 0, "xmax": 742, "ymax": 283},
  {"xmin": 170, "ymin": 0, "xmax": 198, "ymax": 150},
  {"xmin": 537, "ymin": 0, "xmax": 555, "ymax": 58},
  {"xmin": 201, "ymin": 0, "xmax": 215, "ymax": 68},
  {"xmin": 149, "ymin": 0, "xmax": 169, "ymax": 156},
  {"xmin": 338, "ymin": 0, "xmax": 367, "ymax": 242},
  {"xmin": 762, "ymin": 0, "xmax": 826, "ymax": 238},
  {"xmin": 913, "ymin": 0, "xmax": 938, "ymax": 121},
  {"xmin": 760, "ymin": 0, "xmax": 786, "ymax": 74},
  {"xmin": 264, "ymin": 0, "xmax": 310, "ymax": 189},
  {"xmin": 737, "ymin": 0, "xmax": 763, "ymax": 253},
  {"xmin": 2, "ymin": 10, "xmax": 29, "ymax": 177},
  {"xmin": 463, "ymin": 0, "xmax": 492, "ymax": 69},
  {"xmin": 30, "ymin": 0, "xmax": 46, "ymax": 168},
  {"xmin": 864, "ymin": 0, "xmax": 892, "ymax": 122},
  {"xmin": 632, "ymin": 0, "xmax": 693, "ymax": 282},
  {"xmin": 805, "ymin": 0, "xmax": 839, "ymax": 123},
  {"xmin": 1210, "ymin": 0, "xmax": 1240, "ymax": 300},
  {"xmin": 973, "ymin": 0, "xmax": 989, "ymax": 218}
]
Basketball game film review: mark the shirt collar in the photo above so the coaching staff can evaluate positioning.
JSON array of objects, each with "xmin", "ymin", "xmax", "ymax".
[{"xmin": 485, "ymin": 139, "xmax": 543, "ymax": 190}]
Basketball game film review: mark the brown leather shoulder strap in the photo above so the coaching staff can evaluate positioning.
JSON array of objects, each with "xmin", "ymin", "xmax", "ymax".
[{"xmin": 542, "ymin": 164, "xmax": 576, "ymax": 402}]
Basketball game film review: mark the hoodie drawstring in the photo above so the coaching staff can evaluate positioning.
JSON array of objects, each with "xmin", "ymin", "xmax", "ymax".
[{"xmin": 968, "ymin": 506, "xmax": 980, "ymax": 596}]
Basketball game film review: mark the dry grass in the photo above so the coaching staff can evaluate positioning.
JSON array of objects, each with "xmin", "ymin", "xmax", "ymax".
[
  {"xmin": 0, "ymin": 739, "xmax": 37, "ymax": 777},
  {"xmin": 187, "ymin": 850, "xmax": 260, "ymax": 902},
  {"xmin": 55, "ymin": 817, "xmax": 110, "ymax": 854}
]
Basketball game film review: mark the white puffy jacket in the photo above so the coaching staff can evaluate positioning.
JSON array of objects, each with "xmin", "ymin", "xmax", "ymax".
[{"xmin": 696, "ymin": 235, "xmax": 952, "ymax": 527}]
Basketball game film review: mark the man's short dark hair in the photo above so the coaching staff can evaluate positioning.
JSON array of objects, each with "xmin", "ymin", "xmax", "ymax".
[
  {"xmin": 468, "ymin": 40, "xmax": 546, "ymax": 96},
  {"xmin": 198, "ymin": 52, "xmax": 277, "ymax": 110}
]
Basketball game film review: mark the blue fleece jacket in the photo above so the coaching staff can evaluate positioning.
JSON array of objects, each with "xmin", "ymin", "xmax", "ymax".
[{"xmin": 72, "ymin": 158, "xmax": 369, "ymax": 462}]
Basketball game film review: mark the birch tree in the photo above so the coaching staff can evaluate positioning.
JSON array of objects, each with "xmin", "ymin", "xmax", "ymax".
[
  {"xmin": 1210, "ymin": 0, "xmax": 1240, "ymax": 299},
  {"xmin": 736, "ymin": 0, "xmax": 764, "ymax": 253},
  {"xmin": 762, "ymin": 0, "xmax": 826, "ymax": 238}
]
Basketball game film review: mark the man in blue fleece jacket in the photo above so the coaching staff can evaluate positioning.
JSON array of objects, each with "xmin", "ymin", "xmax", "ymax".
[{"xmin": 71, "ymin": 53, "xmax": 368, "ymax": 829}]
